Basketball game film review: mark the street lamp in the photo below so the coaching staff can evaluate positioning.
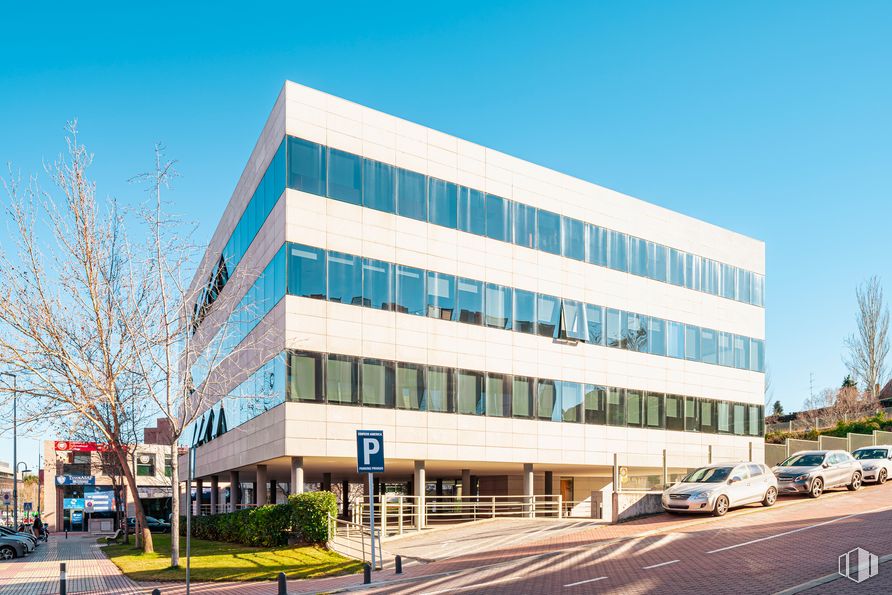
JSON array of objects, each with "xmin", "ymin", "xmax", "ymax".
[
  {"xmin": 1, "ymin": 373, "xmax": 17, "ymax": 528},
  {"xmin": 15, "ymin": 462, "xmax": 31, "ymax": 523}
]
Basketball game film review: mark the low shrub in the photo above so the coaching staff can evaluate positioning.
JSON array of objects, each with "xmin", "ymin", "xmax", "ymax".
[{"xmin": 290, "ymin": 491, "xmax": 338, "ymax": 543}]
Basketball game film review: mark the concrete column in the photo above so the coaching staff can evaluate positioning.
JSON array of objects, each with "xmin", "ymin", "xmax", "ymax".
[
  {"xmin": 414, "ymin": 460, "xmax": 426, "ymax": 528},
  {"xmin": 269, "ymin": 479, "xmax": 277, "ymax": 504},
  {"xmin": 461, "ymin": 469, "xmax": 471, "ymax": 497},
  {"xmin": 544, "ymin": 471, "xmax": 553, "ymax": 496},
  {"xmin": 435, "ymin": 478, "xmax": 443, "ymax": 496},
  {"xmin": 341, "ymin": 480, "xmax": 349, "ymax": 518},
  {"xmin": 322, "ymin": 472, "xmax": 332, "ymax": 492},
  {"xmin": 256, "ymin": 465, "xmax": 268, "ymax": 506},
  {"xmin": 229, "ymin": 470, "xmax": 240, "ymax": 511},
  {"xmin": 290, "ymin": 456, "xmax": 304, "ymax": 495},
  {"xmin": 210, "ymin": 475, "xmax": 219, "ymax": 514},
  {"xmin": 195, "ymin": 478, "xmax": 204, "ymax": 516},
  {"xmin": 523, "ymin": 463, "xmax": 534, "ymax": 518},
  {"xmin": 251, "ymin": 481, "xmax": 258, "ymax": 505}
]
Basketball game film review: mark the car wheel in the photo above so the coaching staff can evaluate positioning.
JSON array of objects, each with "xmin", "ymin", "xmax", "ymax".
[
  {"xmin": 809, "ymin": 477, "xmax": 824, "ymax": 498},
  {"xmin": 762, "ymin": 487, "xmax": 778, "ymax": 507},
  {"xmin": 713, "ymin": 495, "xmax": 730, "ymax": 517},
  {"xmin": 878, "ymin": 469, "xmax": 888, "ymax": 485},
  {"xmin": 0, "ymin": 546, "xmax": 16, "ymax": 560},
  {"xmin": 848, "ymin": 472, "xmax": 863, "ymax": 491}
]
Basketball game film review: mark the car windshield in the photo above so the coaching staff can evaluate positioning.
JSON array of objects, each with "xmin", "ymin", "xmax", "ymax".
[
  {"xmin": 682, "ymin": 467, "xmax": 732, "ymax": 483},
  {"xmin": 853, "ymin": 448, "xmax": 888, "ymax": 460},
  {"xmin": 780, "ymin": 454, "xmax": 825, "ymax": 467}
]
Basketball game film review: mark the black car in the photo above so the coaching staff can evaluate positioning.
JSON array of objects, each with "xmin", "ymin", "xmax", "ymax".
[{"xmin": 126, "ymin": 516, "xmax": 171, "ymax": 533}]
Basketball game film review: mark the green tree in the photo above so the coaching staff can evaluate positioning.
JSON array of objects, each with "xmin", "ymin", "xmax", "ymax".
[{"xmin": 772, "ymin": 401, "xmax": 784, "ymax": 416}]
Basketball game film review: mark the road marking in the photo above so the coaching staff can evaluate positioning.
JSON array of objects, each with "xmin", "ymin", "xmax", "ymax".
[
  {"xmin": 642, "ymin": 559, "xmax": 680, "ymax": 569},
  {"xmin": 707, "ymin": 506, "xmax": 891, "ymax": 554},
  {"xmin": 564, "ymin": 576, "xmax": 608, "ymax": 587}
]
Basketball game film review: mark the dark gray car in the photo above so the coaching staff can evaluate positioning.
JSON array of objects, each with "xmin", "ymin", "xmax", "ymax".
[
  {"xmin": 772, "ymin": 450, "xmax": 863, "ymax": 497},
  {"xmin": 0, "ymin": 536, "xmax": 27, "ymax": 560}
]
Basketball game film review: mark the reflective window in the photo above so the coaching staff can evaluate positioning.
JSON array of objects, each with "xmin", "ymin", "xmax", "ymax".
[
  {"xmin": 667, "ymin": 321, "xmax": 685, "ymax": 359},
  {"xmin": 425, "ymin": 366, "xmax": 454, "ymax": 413},
  {"xmin": 607, "ymin": 387, "xmax": 625, "ymax": 426},
  {"xmin": 585, "ymin": 385, "xmax": 607, "ymax": 425},
  {"xmin": 513, "ymin": 288, "xmax": 536, "ymax": 334},
  {"xmin": 363, "ymin": 159, "xmax": 394, "ymax": 213},
  {"xmin": 513, "ymin": 202, "xmax": 536, "ymax": 248},
  {"xmin": 512, "ymin": 376, "xmax": 534, "ymax": 419},
  {"xmin": 684, "ymin": 396, "xmax": 700, "ymax": 432},
  {"xmin": 361, "ymin": 359, "xmax": 395, "ymax": 408},
  {"xmin": 700, "ymin": 328, "xmax": 718, "ymax": 365},
  {"xmin": 537, "ymin": 379, "xmax": 559, "ymax": 422},
  {"xmin": 737, "ymin": 269, "xmax": 752, "ymax": 304},
  {"xmin": 287, "ymin": 351, "xmax": 323, "ymax": 402},
  {"xmin": 585, "ymin": 304, "xmax": 603, "ymax": 345},
  {"xmin": 685, "ymin": 325, "xmax": 701, "ymax": 361},
  {"xmin": 748, "ymin": 405, "xmax": 762, "ymax": 436},
  {"xmin": 699, "ymin": 399, "xmax": 717, "ymax": 433},
  {"xmin": 649, "ymin": 318, "xmax": 666, "ymax": 356},
  {"xmin": 288, "ymin": 244, "xmax": 326, "ymax": 300},
  {"xmin": 396, "ymin": 362, "xmax": 425, "ymax": 410},
  {"xmin": 733, "ymin": 403, "xmax": 746, "ymax": 435},
  {"xmin": 396, "ymin": 168, "xmax": 427, "ymax": 221},
  {"xmin": 669, "ymin": 248, "xmax": 685, "ymax": 286},
  {"xmin": 560, "ymin": 381, "xmax": 583, "ymax": 423},
  {"xmin": 717, "ymin": 401, "xmax": 731, "ymax": 433},
  {"xmin": 750, "ymin": 339, "xmax": 765, "ymax": 372},
  {"xmin": 456, "ymin": 278, "xmax": 484, "ymax": 325},
  {"xmin": 327, "ymin": 252, "xmax": 362, "ymax": 305},
  {"xmin": 362, "ymin": 259, "xmax": 394, "ymax": 310},
  {"xmin": 428, "ymin": 178, "xmax": 457, "ymax": 228},
  {"xmin": 608, "ymin": 230, "xmax": 628, "ymax": 272},
  {"xmin": 457, "ymin": 370, "xmax": 485, "ymax": 415},
  {"xmin": 685, "ymin": 253, "xmax": 700, "ymax": 291},
  {"xmin": 629, "ymin": 237, "xmax": 647, "ymax": 277},
  {"xmin": 287, "ymin": 137, "xmax": 325, "ymax": 195},
  {"xmin": 721, "ymin": 264, "xmax": 736, "ymax": 300},
  {"xmin": 718, "ymin": 332, "xmax": 734, "ymax": 367},
  {"xmin": 586, "ymin": 225, "xmax": 609, "ymax": 267},
  {"xmin": 622, "ymin": 312, "xmax": 649, "ymax": 352},
  {"xmin": 734, "ymin": 335, "xmax": 750, "ymax": 370},
  {"xmin": 560, "ymin": 299, "xmax": 586, "ymax": 341},
  {"xmin": 645, "ymin": 392, "xmax": 664, "ymax": 428},
  {"xmin": 665, "ymin": 395, "xmax": 684, "ymax": 431},
  {"xmin": 485, "ymin": 283, "xmax": 512, "ymax": 330},
  {"xmin": 395, "ymin": 265, "xmax": 425, "ymax": 316},
  {"xmin": 486, "ymin": 373, "xmax": 511, "ymax": 417},
  {"xmin": 701, "ymin": 259, "xmax": 719, "ymax": 295},
  {"xmin": 562, "ymin": 217, "xmax": 585, "ymax": 261},
  {"xmin": 753, "ymin": 274, "xmax": 765, "ymax": 307},
  {"xmin": 536, "ymin": 294, "xmax": 561, "ymax": 338},
  {"xmin": 426, "ymin": 272, "xmax": 455, "ymax": 321},
  {"xmin": 458, "ymin": 187, "xmax": 485, "ymax": 236},
  {"xmin": 485, "ymin": 194, "xmax": 511, "ymax": 242},
  {"xmin": 605, "ymin": 308, "xmax": 622, "ymax": 348},
  {"xmin": 649, "ymin": 243, "xmax": 668, "ymax": 282},
  {"xmin": 537, "ymin": 209, "xmax": 561, "ymax": 255},
  {"xmin": 626, "ymin": 389, "xmax": 643, "ymax": 427},
  {"xmin": 326, "ymin": 354, "xmax": 358, "ymax": 405},
  {"xmin": 327, "ymin": 148, "xmax": 362, "ymax": 205}
]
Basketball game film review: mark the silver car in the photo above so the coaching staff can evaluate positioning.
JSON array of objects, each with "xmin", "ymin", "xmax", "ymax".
[
  {"xmin": 772, "ymin": 450, "xmax": 863, "ymax": 497},
  {"xmin": 0, "ymin": 536, "xmax": 27, "ymax": 560},
  {"xmin": 662, "ymin": 462, "xmax": 779, "ymax": 517},
  {"xmin": 852, "ymin": 445, "xmax": 892, "ymax": 484}
]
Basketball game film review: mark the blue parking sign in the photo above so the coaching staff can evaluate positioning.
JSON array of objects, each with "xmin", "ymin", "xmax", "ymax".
[{"xmin": 356, "ymin": 430, "xmax": 384, "ymax": 473}]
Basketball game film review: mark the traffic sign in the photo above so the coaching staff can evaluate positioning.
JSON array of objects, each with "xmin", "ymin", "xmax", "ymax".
[
  {"xmin": 356, "ymin": 430, "xmax": 384, "ymax": 473},
  {"xmin": 23, "ymin": 502, "xmax": 32, "ymax": 512},
  {"xmin": 2, "ymin": 493, "xmax": 9, "ymax": 504}
]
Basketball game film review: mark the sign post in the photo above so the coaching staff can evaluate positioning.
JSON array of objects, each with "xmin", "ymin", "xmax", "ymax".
[{"xmin": 356, "ymin": 430, "xmax": 384, "ymax": 572}]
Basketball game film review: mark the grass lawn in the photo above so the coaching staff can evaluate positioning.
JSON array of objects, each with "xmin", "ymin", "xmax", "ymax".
[{"xmin": 100, "ymin": 533, "xmax": 363, "ymax": 582}]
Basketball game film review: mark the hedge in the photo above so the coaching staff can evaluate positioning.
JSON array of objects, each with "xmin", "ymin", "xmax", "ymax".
[{"xmin": 183, "ymin": 490, "xmax": 338, "ymax": 546}]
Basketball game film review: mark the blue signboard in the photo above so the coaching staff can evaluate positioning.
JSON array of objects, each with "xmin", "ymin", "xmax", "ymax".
[
  {"xmin": 63, "ymin": 498, "xmax": 85, "ymax": 510},
  {"xmin": 84, "ymin": 488, "xmax": 114, "ymax": 513},
  {"xmin": 55, "ymin": 475, "xmax": 96, "ymax": 486},
  {"xmin": 356, "ymin": 430, "xmax": 384, "ymax": 473},
  {"xmin": 71, "ymin": 511, "xmax": 83, "ymax": 524}
]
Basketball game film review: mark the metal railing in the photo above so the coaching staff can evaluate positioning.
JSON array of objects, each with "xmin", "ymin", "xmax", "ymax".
[{"xmin": 327, "ymin": 512, "xmax": 382, "ymax": 568}]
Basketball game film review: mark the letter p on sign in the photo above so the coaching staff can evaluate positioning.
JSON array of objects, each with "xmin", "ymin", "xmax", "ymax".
[{"xmin": 356, "ymin": 430, "xmax": 385, "ymax": 473}]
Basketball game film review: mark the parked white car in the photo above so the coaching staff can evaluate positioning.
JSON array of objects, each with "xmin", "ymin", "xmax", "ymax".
[
  {"xmin": 662, "ymin": 462, "xmax": 778, "ymax": 517},
  {"xmin": 852, "ymin": 445, "xmax": 892, "ymax": 484}
]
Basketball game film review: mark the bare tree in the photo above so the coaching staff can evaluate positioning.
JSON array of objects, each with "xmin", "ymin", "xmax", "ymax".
[
  {"xmin": 845, "ymin": 276, "xmax": 890, "ymax": 399},
  {"xmin": 0, "ymin": 124, "xmax": 156, "ymax": 552}
]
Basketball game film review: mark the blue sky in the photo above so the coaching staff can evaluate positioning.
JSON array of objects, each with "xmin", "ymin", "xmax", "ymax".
[{"xmin": 1, "ymin": 1, "xmax": 891, "ymax": 469}]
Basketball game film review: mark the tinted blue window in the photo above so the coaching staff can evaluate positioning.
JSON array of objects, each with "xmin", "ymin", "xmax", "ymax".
[
  {"xmin": 560, "ymin": 381, "xmax": 583, "ymax": 423},
  {"xmin": 585, "ymin": 304, "xmax": 603, "ymax": 345},
  {"xmin": 562, "ymin": 217, "xmax": 584, "ymax": 261},
  {"xmin": 456, "ymin": 278, "xmax": 483, "ymax": 325},
  {"xmin": 684, "ymin": 253, "xmax": 699, "ymax": 290},
  {"xmin": 485, "ymin": 194, "xmax": 511, "ymax": 242},
  {"xmin": 513, "ymin": 288, "xmax": 536, "ymax": 334},
  {"xmin": 649, "ymin": 318, "xmax": 667, "ymax": 356},
  {"xmin": 669, "ymin": 248, "xmax": 685, "ymax": 286},
  {"xmin": 363, "ymin": 159, "xmax": 394, "ymax": 213},
  {"xmin": 737, "ymin": 269, "xmax": 752, "ymax": 304},
  {"xmin": 629, "ymin": 237, "xmax": 647, "ymax": 276},
  {"xmin": 701, "ymin": 328, "xmax": 718, "ymax": 364},
  {"xmin": 537, "ymin": 209, "xmax": 561, "ymax": 255},
  {"xmin": 457, "ymin": 370, "xmax": 485, "ymax": 415},
  {"xmin": 288, "ymin": 244, "xmax": 326, "ymax": 300},
  {"xmin": 721, "ymin": 264, "xmax": 736, "ymax": 300},
  {"xmin": 428, "ymin": 178, "xmax": 457, "ymax": 228},
  {"xmin": 485, "ymin": 283, "xmax": 512, "ymax": 330},
  {"xmin": 536, "ymin": 294, "xmax": 560, "ymax": 338},
  {"xmin": 605, "ymin": 308, "xmax": 622, "ymax": 347},
  {"xmin": 702, "ymin": 260, "xmax": 719, "ymax": 295},
  {"xmin": 327, "ymin": 251, "xmax": 362, "ymax": 305},
  {"xmin": 734, "ymin": 335, "xmax": 750, "ymax": 369},
  {"xmin": 718, "ymin": 331, "xmax": 734, "ymax": 366},
  {"xmin": 622, "ymin": 312, "xmax": 649, "ymax": 352},
  {"xmin": 362, "ymin": 258, "xmax": 393, "ymax": 310},
  {"xmin": 326, "ymin": 148, "xmax": 361, "ymax": 205},
  {"xmin": 649, "ymin": 243, "xmax": 668, "ymax": 282},
  {"xmin": 395, "ymin": 265, "xmax": 425, "ymax": 316},
  {"xmin": 560, "ymin": 299, "xmax": 586, "ymax": 340},
  {"xmin": 426, "ymin": 271, "xmax": 455, "ymax": 320},
  {"xmin": 537, "ymin": 379, "xmax": 560, "ymax": 422},
  {"xmin": 685, "ymin": 325, "xmax": 701, "ymax": 361},
  {"xmin": 608, "ymin": 231, "xmax": 628, "ymax": 272},
  {"xmin": 287, "ymin": 137, "xmax": 326, "ymax": 195},
  {"xmin": 396, "ymin": 168, "xmax": 427, "ymax": 221},
  {"xmin": 586, "ymin": 225, "xmax": 609, "ymax": 267},
  {"xmin": 667, "ymin": 321, "xmax": 685, "ymax": 359},
  {"xmin": 513, "ymin": 202, "xmax": 536, "ymax": 248},
  {"xmin": 753, "ymin": 274, "xmax": 765, "ymax": 307},
  {"xmin": 458, "ymin": 187, "xmax": 486, "ymax": 235},
  {"xmin": 750, "ymin": 339, "xmax": 765, "ymax": 372}
]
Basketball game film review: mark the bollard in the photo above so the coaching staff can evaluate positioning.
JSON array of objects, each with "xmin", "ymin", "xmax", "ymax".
[
  {"xmin": 65, "ymin": 530, "xmax": 68, "ymax": 539},
  {"xmin": 60, "ymin": 562, "xmax": 67, "ymax": 595},
  {"xmin": 395, "ymin": 555, "xmax": 403, "ymax": 574},
  {"xmin": 277, "ymin": 571, "xmax": 287, "ymax": 595},
  {"xmin": 363, "ymin": 562, "xmax": 372, "ymax": 584}
]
